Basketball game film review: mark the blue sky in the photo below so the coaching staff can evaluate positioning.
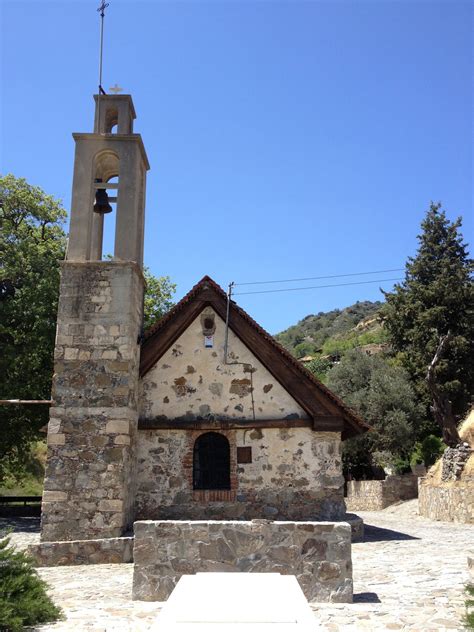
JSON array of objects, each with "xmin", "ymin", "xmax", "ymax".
[{"xmin": 1, "ymin": 0, "xmax": 472, "ymax": 333}]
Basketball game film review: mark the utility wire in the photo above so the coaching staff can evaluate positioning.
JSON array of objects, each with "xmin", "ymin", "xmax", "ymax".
[
  {"xmin": 233, "ymin": 277, "xmax": 403, "ymax": 296},
  {"xmin": 234, "ymin": 268, "xmax": 404, "ymax": 287}
]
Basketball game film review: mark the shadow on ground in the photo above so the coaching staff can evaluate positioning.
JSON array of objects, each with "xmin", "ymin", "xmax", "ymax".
[
  {"xmin": 363, "ymin": 524, "xmax": 420, "ymax": 542},
  {"xmin": 0, "ymin": 517, "xmax": 40, "ymax": 535},
  {"xmin": 353, "ymin": 592, "xmax": 381, "ymax": 603}
]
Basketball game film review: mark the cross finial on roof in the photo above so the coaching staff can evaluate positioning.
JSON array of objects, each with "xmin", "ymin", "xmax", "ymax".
[
  {"xmin": 109, "ymin": 83, "xmax": 123, "ymax": 94},
  {"xmin": 97, "ymin": 1, "xmax": 109, "ymax": 17}
]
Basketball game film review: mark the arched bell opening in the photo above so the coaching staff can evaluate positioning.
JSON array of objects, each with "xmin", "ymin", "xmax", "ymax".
[
  {"xmin": 104, "ymin": 107, "xmax": 119, "ymax": 134},
  {"xmin": 91, "ymin": 151, "xmax": 120, "ymax": 261}
]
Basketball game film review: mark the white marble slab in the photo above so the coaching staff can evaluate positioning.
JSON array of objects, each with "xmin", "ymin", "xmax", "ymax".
[{"xmin": 156, "ymin": 572, "xmax": 317, "ymax": 630}]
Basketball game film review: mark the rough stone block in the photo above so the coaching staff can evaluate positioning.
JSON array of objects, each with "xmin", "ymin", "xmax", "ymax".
[
  {"xmin": 101, "ymin": 349, "xmax": 118, "ymax": 360},
  {"xmin": 99, "ymin": 499, "xmax": 124, "ymax": 512},
  {"xmin": 64, "ymin": 348, "xmax": 79, "ymax": 360},
  {"xmin": 47, "ymin": 434, "xmax": 66, "ymax": 446},
  {"xmin": 114, "ymin": 435, "xmax": 131, "ymax": 445},
  {"xmin": 106, "ymin": 420, "xmax": 130, "ymax": 434},
  {"xmin": 48, "ymin": 418, "xmax": 62, "ymax": 433},
  {"xmin": 42, "ymin": 490, "xmax": 68, "ymax": 502}
]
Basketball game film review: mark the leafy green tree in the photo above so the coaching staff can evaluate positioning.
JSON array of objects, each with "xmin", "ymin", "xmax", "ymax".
[
  {"xmin": 293, "ymin": 341, "xmax": 316, "ymax": 359},
  {"xmin": 381, "ymin": 203, "xmax": 474, "ymax": 446},
  {"xmin": 0, "ymin": 174, "xmax": 67, "ymax": 484},
  {"xmin": 0, "ymin": 174, "xmax": 176, "ymax": 485},
  {"xmin": 410, "ymin": 435, "xmax": 445, "ymax": 468},
  {"xmin": 0, "ymin": 536, "xmax": 62, "ymax": 630},
  {"xmin": 306, "ymin": 356, "xmax": 333, "ymax": 382},
  {"xmin": 143, "ymin": 269, "xmax": 176, "ymax": 330},
  {"xmin": 326, "ymin": 349, "xmax": 422, "ymax": 475}
]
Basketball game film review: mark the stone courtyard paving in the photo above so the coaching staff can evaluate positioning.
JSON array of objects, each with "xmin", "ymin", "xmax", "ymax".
[{"xmin": 2, "ymin": 500, "xmax": 473, "ymax": 631}]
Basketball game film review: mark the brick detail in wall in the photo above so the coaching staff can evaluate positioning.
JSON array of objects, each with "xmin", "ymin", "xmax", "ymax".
[
  {"xmin": 184, "ymin": 429, "xmax": 238, "ymax": 499},
  {"xmin": 193, "ymin": 490, "xmax": 237, "ymax": 502}
]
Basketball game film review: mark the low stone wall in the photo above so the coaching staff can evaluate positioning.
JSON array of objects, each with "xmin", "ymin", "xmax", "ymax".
[
  {"xmin": 132, "ymin": 519, "xmax": 353, "ymax": 603},
  {"xmin": 418, "ymin": 481, "xmax": 473, "ymax": 524},
  {"xmin": 345, "ymin": 474, "xmax": 418, "ymax": 511},
  {"xmin": 344, "ymin": 513, "xmax": 364, "ymax": 542},
  {"xmin": 27, "ymin": 536, "xmax": 133, "ymax": 567}
]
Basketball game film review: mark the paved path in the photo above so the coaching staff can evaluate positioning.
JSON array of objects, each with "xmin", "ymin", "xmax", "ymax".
[
  {"xmin": 1, "ymin": 500, "xmax": 473, "ymax": 631},
  {"xmin": 316, "ymin": 501, "xmax": 473, "ymax": 630}
]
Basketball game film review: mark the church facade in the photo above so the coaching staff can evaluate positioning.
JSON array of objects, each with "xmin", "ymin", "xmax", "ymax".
[
  {"xmin": 136, "ymin": 276, "xmax": 367, "ymax": 522},
  {"xmin": 40, "ymin": 94, "xmax": 368, "ymax": 543}
]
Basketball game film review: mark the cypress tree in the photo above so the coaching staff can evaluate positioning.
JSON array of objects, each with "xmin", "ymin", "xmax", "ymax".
[{"xmin": 381, "ymin": 203, "xmax": 474, "ymax": 446}]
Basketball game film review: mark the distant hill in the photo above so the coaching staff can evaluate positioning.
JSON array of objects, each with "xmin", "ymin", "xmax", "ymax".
[{"xmin": 275, "ymin": 300, "xmax": 387, "ymax": 359}]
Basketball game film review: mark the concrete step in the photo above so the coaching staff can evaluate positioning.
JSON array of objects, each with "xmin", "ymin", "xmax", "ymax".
[{"xmin": 156, "ymin": 572, "xmax": 317, "ymax": 630}]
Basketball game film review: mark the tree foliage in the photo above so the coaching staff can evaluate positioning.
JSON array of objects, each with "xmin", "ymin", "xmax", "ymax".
[
  {"xmin": 465, "ymin": 583, "xmax": 474, "ymax": 630},
  {"xmin": 306, "ymin": 356, "xmax": 333, "ymax": 382},
  {"xmin": 326, "ymin": 350, "xmax": 421, "ymax": 475},
  {"xmin": 410, "ymin": 435, "xmax": 445, "ymax": 468},
  {"xmin": 381, "ymin": 203, "xmax": 474, "ymax": 444},
  {"xmin": 0, "ymin": 174, "xmax": 67, "ymax": 483},
  {"xmin": 276, "ymin": 301, "xmax": 382, "ymax": 357},
  {"xmin": 143, "ymin": 269, "xmax": 176, "ymax": 330},
  {"xmin": 0, "ymin": 174, "xmax": 176, "ymax": 484},
  {"xmin": 0, "ymin": 536, "xmax": 62, "ymax": 631}
]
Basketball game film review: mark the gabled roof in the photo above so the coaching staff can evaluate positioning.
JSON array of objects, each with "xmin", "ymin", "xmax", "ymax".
[{"xmin": 140, "ymin": 276, "xmax": 370, "ymax": 440}]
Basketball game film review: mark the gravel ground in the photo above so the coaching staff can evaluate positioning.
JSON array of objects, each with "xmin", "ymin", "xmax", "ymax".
[{"xmin": 1, "ymin": 500, "xmax": 473, "ymax": 631}]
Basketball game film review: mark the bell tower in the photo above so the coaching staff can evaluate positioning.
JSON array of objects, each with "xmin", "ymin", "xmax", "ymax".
[{"xmin": 40, "ymin": 94, "xmax": 150, "ymax": 542}]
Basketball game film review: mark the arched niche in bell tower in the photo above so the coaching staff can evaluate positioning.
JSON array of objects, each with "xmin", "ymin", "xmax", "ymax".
[{"xmin": 90, "ymin": 150, "xmax": 120, "ymax": 261}]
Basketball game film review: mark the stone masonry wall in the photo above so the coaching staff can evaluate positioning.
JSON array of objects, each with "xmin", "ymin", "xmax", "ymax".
[
  {"xmin": 28, "ymin": 536, "xmax": 133, "ymax": 567},
  {"xmin": 132, "ymin": 520, "xmax": 353, "ymax": 602},
  {"xmin": 345, "ymin": 474, "xmax": 418, "ymax": 512},
  {"xmin": 136, "ymin": 428, "xmax": 345, "ymax": 521},
  {"xmin": 418, "ymin": 480, "xmax": 474, "ymax": 523},
  {"xmin": 41, "ymin": 261, "xmax": 143, "ymax": 542},
  {"xmin": 139, "ymin": 309, "xmax": 308, "ymax": 423}
]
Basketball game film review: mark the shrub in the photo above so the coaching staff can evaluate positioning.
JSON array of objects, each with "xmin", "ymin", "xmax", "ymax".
[
  {"xmin": 410, "ymin": 444, "xmax": 424, "ymax": 466},
  {"xmin": 307, "ymin": 356, "xmax": 333, "ymax": 382},
  {"xmin": 420, "ymin": 435, "xmax": 445, "ymax": 467},
  {"xmin": 393, "ymin": 457, "xmax": 412, "ymax": 475},
  {"xmin": 465, "ymin": 583, "xmax": 474, "ymax": 629},
  {"xmin": 0, "ymin": 536, "xmax": 62, "ymax": 631},
  {"xmin": 410, "ymin": 435, "xmax": 445, "ymax": 468}
]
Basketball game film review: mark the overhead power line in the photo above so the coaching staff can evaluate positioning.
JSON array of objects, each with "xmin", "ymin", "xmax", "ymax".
[
  {"xmin": 233, "ymin": 277, "xmax": 403, "ymax": 296},
  {"xmin": 234, "ymin": 268, "xmax": 404, "ymax": 287}
]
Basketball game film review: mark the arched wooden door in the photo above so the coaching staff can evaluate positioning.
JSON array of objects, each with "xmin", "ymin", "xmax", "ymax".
[{"xmin": 193, "ymin": 432, "xmax": 231, "ymax": 490}]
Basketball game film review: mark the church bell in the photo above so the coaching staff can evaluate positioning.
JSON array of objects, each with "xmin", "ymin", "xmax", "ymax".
[{"xmin": 93, "ymin": 182, "xmax": 113, "ymax": 214}]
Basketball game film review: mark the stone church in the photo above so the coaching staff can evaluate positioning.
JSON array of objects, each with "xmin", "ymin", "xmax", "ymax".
[{"xmin": 40, "ymin": 94, "xmax": 368, "ymax": 543}]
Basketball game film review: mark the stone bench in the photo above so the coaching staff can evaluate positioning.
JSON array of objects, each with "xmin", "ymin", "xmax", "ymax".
[{"xmin": 132, "ymin": 519, "xmax": 352, "ymax": 603}]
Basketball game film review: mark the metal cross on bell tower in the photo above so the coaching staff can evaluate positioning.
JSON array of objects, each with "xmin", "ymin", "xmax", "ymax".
[{"xmin": 97, "ymin": 0, "xmax": 109, "ymax": 96}]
